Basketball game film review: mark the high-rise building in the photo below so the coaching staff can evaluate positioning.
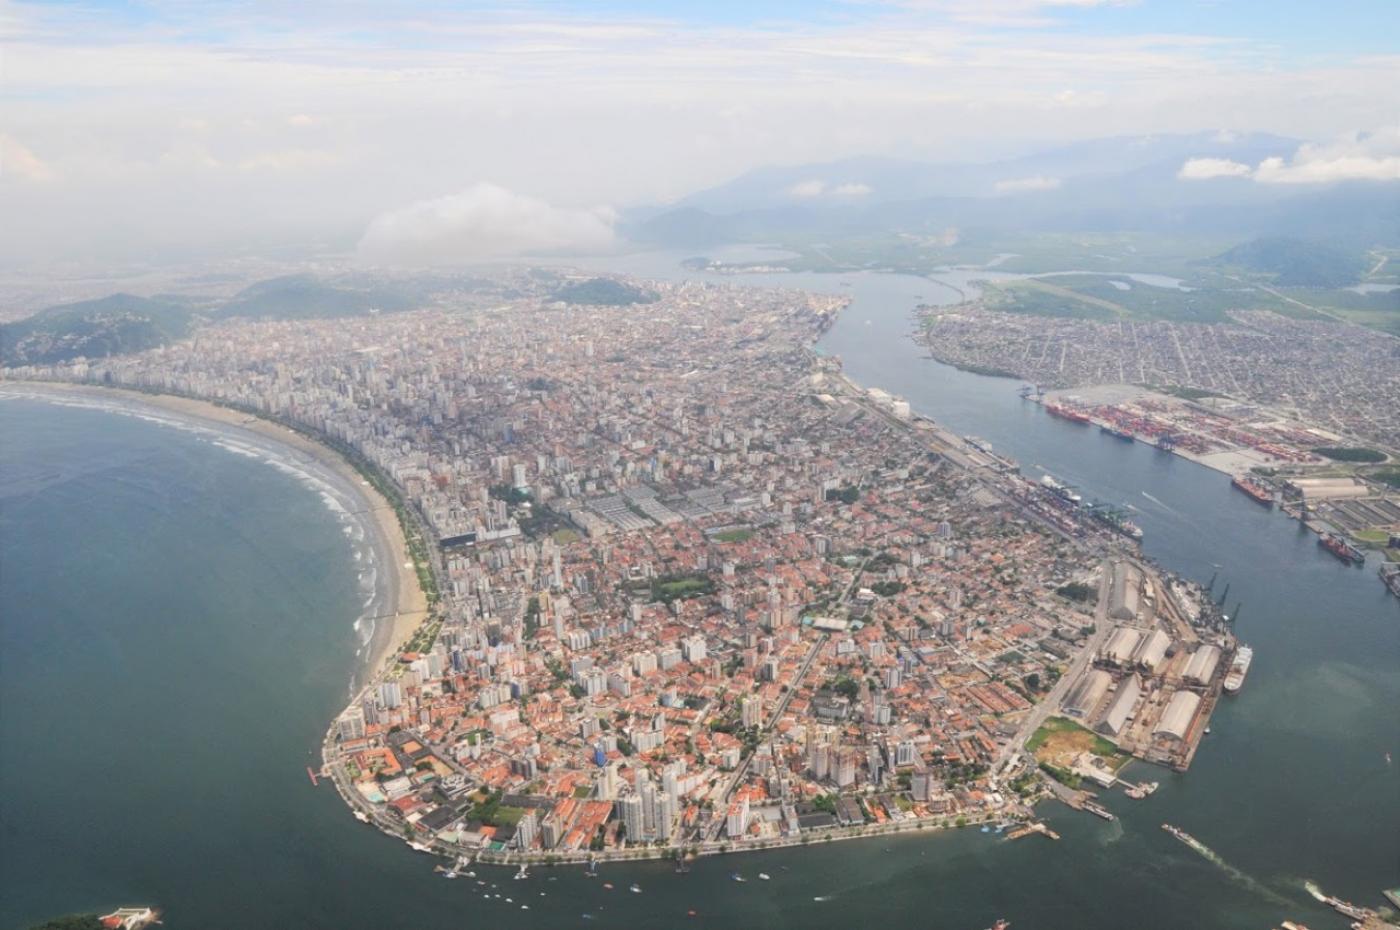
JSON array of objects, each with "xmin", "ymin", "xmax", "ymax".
[
  {"xmin": 337, "ymin": 705, "xmax": 366, "ymax": 741},
  {"xmin": 620, "ymin": 794, "xmax": 645, "ymax": 844},
  {"xmin": 516, "ymin": 810, "xmax": 538, "ymax": 850},
  {"xmin": 741, "ymin": 694, "xmax": 763, "ymax": 728},
  {"xmin": 726, "ymin": 796, "xmax": 750, "ymax": 838}
]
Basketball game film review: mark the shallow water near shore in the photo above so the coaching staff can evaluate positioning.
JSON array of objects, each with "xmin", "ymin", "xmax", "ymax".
[{"xmin": 2, "ymin": 257, "xmax": 1398, "ymax": 929}]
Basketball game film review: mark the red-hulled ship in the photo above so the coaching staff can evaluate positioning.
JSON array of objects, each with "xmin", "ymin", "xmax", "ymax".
[
  {"xmin": 1318, "ymin": 533, "xmax": 1364, "ymax": 565},
  {"xmin": 1230, "ymin": 476, "xmax": 1273, "ymax": 507},
  {"xmin": 1044, "ymin": 402, "xmax": 1091, "ymax": 424}
]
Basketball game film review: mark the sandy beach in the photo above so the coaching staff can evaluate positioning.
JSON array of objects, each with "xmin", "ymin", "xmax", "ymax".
[{"xmin": 0, "ymin": 381, "xmax": 429, "ymax": 674}]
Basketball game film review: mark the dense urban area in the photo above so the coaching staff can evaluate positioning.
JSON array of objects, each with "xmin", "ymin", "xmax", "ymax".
[{"xmin": 5, "ymin": 272, "xmax": 1246, "ymax": 865}]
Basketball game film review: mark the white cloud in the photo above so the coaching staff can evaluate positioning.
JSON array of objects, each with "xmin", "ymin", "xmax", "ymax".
[
  {"xmin": 1179, "ymin": 128, "xmax": 1400, "ymax": 184},
  {"xmin": 1177, "ymin": 157, "xmax": 1252, "ymax": 180},
  {"xmin": 0, "ymin": 134, "xmax": 56, "ymax": 182},
  {"xmin": 831, "ymin": 182, "xmax": 873, "ymax": 196},
  {"xmin": 994, "ymin": 174, "xmax": 1061, "ymax": 193},
  {"xmin": 786, "ymin": 179, "xmax": 828, "ymax": 198},
  {"xmin": 237, "ymin": 149, "xmax": 340, "ymax": 172},
  {"xmin": 357, "ymin": 183, "xmax": 616, "ymax": 265}
]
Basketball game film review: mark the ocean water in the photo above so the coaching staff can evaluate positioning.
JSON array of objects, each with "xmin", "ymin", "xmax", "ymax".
[{"xmin": 2, "ymin": 258, "xmax": 1398, "ymax": 929}]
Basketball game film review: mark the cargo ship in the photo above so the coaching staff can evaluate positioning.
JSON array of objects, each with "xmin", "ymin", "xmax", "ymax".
[
  {"xmin": 1223, "ymin": 645, "xmax": 1252, "ymax": 693},
  {"xmin": 1044, "ymin": 402, "xmax": 1091, "ymax": 424},
  {"xmin": 1380, "ymin": 564, "xmax": 1400, "ymax": 600},
  {"xmin": 1230, "ymin": 476, "xmax": 1273, "ymax": 507},
  {"xmin": 1317, "ymin": 533, "xmax": 1364, "ymax": 565},
  {"xmin": 1099, "ymin": 423, "xmax": 1136, "ymax": 441}
]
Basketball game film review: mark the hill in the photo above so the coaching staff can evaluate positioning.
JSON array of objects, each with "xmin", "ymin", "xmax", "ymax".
[
  {"xmin": 213, "ymin": 274, "xmax": 420, "ymax": 321},
  {"xmin": 552, "ymin": 278, "xmax": 657, "ymax": 306},
  {"xmin": 1, "ymin": 294, "xmax": 198, "ymax": 367},
  {"xmin": 1211, "ymin": 237, "xmax": 1367, "ymax": 288}
]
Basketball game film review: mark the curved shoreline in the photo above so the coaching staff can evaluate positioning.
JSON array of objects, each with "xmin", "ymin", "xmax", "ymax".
[{"xmin": 0, "ymin": 381, "xmax": 430, "ymax": 680}]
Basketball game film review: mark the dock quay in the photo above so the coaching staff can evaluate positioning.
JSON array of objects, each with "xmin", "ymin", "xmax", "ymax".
[{"xmin": 1006, "ymin": 822, "xmax": 1060, "ymax": 841}]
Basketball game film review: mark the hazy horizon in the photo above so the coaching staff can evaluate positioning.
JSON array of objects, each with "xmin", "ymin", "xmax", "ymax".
[{"xmin": 3, "ymin": 0, "xmax": 1399, "ymax": 268}]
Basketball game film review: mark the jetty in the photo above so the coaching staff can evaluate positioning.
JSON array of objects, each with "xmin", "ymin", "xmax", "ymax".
[{"xmin": 1006, "ymin": 821, "xmax": 1060, "ymax": 841}]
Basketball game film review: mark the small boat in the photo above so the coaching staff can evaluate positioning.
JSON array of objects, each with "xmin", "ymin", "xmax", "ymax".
[
  {"xmin": 758, "ymin": 873, "xmax": 771, "ymax": 881},
  {"xmin": 602, "ymin": 882, "xmax": 614, "ymax": 890},
  {"xmin": 731, "ymin": 872, "xmax": 747, "ymax": 883},
  {"xmin": 521, "ymin": 905, "xmax": 529, "ymax": 910},
  {"xmin": 630, "ymin": 884, "xmax": 642, "ymax": 894},
  {"xmin": 813, "ymin": 895, "xmax": 830, "ymax": 902}
]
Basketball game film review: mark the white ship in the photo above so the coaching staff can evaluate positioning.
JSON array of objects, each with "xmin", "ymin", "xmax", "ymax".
[{"xmin": 1223, "ymin": 645, "xmax": 1252, "ymax": 693}]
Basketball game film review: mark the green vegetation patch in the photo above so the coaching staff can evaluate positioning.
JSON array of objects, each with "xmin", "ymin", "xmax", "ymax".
[
  {"xmin": 27, "ymin": 917, "xmax": 105, "ymax": 930},
  {"xmin": 1370, "ymin": 467, "xmax": 1400, "ymax": 490},
  {"xmin": 1315, "ymin": 446, "xmax": 1387, "ymax": 463},
  {"xmin": 1055, "ymin": 581, "xmax": 1095, "ymax": 603},
  {"xmin": 2, "ymin": 294, "xmax": 199, "ymax": 367},
  {"xmin": 985, "ymin": 273, "xmax": 1303, "ymax": 325},
  {"xmin": 712, "ymin": 527, "xmax": 754, "ymax": 543},
  {"xmin": 1026, "ymin": 716, "xmax": 1129, "ymax": 771},
  {"xmin": 553, "ymin": 278, "xmax": 658, "ymax": 306},
  {"xmin": 1211, "ymin": 237, "xmax": 1365, "ymax": 288},
  {"xmin": 650, "ymin": 573, "xmax": 716, "ymax": 604}
]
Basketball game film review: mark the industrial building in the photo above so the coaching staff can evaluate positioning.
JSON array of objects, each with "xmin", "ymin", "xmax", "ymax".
[
  {"xmin": 1102, "ymin": 626, "xmax": 1143, "ymax": 666},
  {"xmin": 1182, "ymin": 644, "xmax": 1221, "ymax": 686},
  {"xmin": 1153, "ymin": 690, "xmax": 1202, "ymax": 743},
  {"xmin": 1108, "ymin": 561, "xmax": 1144, "ymax": 621},
  {"xmin": 1064, "ymin": 669, "xmax": 1112, "ymax": 718},
  {"xmin": 1133, "ymin": 629, "xmax": 1171, "ymax": 673},
  {"xmin": 1096, "ymin": 674, "xmax": 1142, "ymax": 738}
]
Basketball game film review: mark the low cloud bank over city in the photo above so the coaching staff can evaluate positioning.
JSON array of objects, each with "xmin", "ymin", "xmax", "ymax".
[{"xmin": 358, "ymin": 185, "xmax": 617, "ymax": 264}]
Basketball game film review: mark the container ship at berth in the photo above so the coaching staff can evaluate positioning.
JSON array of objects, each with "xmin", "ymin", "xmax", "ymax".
[
  {"xmin": 1099, "ymin": 423, "xmax": 1136, "ymax": 441},
  {"xmin": 1230, "ymin": 476, "xmax": 1273, "ymax": 507},
  {"xmin": 1223, "ymin": 645, "xmax": 1252, "ymax": 693},
  {"xmin": 1318, "ymin": 533, "xmax": 1364, "ymax": 565},
  {"xmin": 1044, "ymin": 402, "xmax": 1091, "ymax": 424}
]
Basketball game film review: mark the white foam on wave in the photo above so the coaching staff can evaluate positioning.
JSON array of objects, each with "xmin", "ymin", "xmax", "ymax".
[{"xmin": 8, "ymin": 388, "xmax": 392, "ymax": 659}]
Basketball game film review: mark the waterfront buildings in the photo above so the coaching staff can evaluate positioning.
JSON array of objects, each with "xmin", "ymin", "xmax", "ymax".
[{"xmin": 9, "ymin": 269, "xmax": 1218, "ymax": 858}]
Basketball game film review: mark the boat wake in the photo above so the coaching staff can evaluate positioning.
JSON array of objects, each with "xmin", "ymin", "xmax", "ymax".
[
  {"xmin": 1169, "ymin": 829, "xmax": 1293, "ymax": 907},
  {"xmin": 1140, "ymin": 491, "xmax": 1173, "ymax": 512}
]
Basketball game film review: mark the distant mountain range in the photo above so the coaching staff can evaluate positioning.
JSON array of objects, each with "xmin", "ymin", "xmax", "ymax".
[
  {"xmin": 2, "ymin": 272, "xmax": 663, "ymax": 367},
  {"xmin": 623, "ymin": 131, "xmax": 1400, "ymax": 249},
  {"xmin": 1, "ymin": 275, "xmax": 430, "ymax": 367}
]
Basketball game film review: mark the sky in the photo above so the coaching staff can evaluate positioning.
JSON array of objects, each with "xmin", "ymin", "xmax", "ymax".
[{"xmin": 1, "ymin": 0, "xmax": 1398, "ymax": 266}]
